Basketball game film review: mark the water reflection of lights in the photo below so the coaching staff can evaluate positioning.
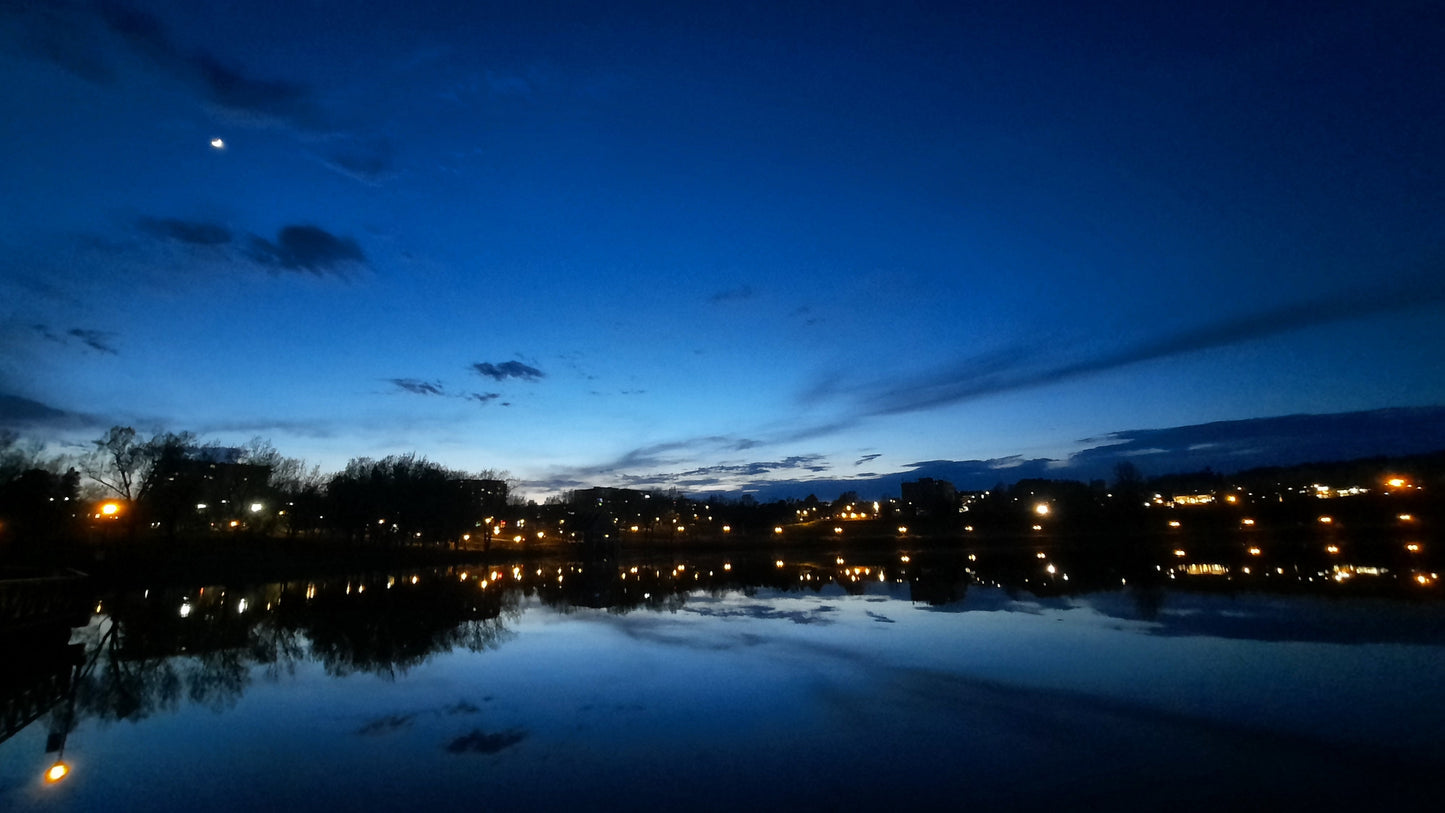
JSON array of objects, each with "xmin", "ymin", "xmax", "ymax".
[
  {"xmin": 179, "ymin": 601, "xmax": 192, "ymax": 618},
  {"xmin": 45, "ymin": 762, "xmax": 69, "ymax": 783}
]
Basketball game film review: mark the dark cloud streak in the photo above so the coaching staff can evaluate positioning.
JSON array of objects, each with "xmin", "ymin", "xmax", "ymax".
[
  {"xmin": 137, "ymin": 217, "xmax": 232, "ymax": 246},
  {"xmin": 133, "ymin": 217, "xmax": 364, "ymax": 277},
  {"xmin": 28, "ymin": 324, "xmax": 119, "ymax": 355},
  {"xmin": 388, "ymin": 379, "xmax": 445, "ymax": 396},
  {"xmin": 471, "ymin": 361, "xmax": 545, "ymax": 382},
  {"xmin": 67, "ymin": 328, "xmax": 119, "ymax": 355},
  {"xmin": 709, "ymin": 285, "xmax": 754, "ymax": 304},
  {"xmin": 247, "ymin": 225, "xmax": 365, "ymax": 275},
  {"xmin": 816, "ymin": 274, "xmax": 1445, "ymax": 419},
  {"xmin": 96, "ymin": 0, "xmax": 318, "ymax": 128}
]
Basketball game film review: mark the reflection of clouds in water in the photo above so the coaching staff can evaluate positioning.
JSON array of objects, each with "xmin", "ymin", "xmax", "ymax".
[
  {"xmin": 355, "ymin": 698, "xmax": 484, "ymax": 736},
  {"xmin": 444, "ymin": 699, "xmax": 482, "ymax": 715},
  {"xmin": 356, "ymin": 713, "xmax": 415, "ymax": 735},
  {"xmin": 444, "ymin": 728, "xmax": 526, "ymax": 754},
  {"xmin": 578, "ymin": 594, "xmax": 843, "ymax": 652},
  {"xmin": 1070, "ymin": 591, "xmax": 1445, "ymax": 645},
  {"xmin": 685, "ymin": 603, "xmax": 838, "ymax": 625},
  {"xmin": 606, "ymin": 613, "xmax": 772, "ymax": 651}
]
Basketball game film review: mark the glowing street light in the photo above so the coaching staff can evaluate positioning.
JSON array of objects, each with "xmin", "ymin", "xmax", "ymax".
[
  {"xmin": 45, "ymin": 761, "xmax": 69, "ymax": 783},
  {"xmin": 1034, "ymin": 503, "xmax": 1050, "ymax": 516}
]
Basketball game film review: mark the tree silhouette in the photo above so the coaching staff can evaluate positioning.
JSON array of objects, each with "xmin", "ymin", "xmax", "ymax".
[
  {"xmin": 325, "ymin": 454, "xmax": 482, "ymax": 547},
  {"xmin": 85, "ymin": 426, "xmax": 146, "ymax": 500}
]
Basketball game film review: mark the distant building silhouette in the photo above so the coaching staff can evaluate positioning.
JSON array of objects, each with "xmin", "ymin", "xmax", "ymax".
[
  {"xmin": 457, "ymin": 478, "xmax": 509, "ymax": 513},
  {"xmin": 901, "ymin": 478, "xmax": 958, "ymax": 517}
]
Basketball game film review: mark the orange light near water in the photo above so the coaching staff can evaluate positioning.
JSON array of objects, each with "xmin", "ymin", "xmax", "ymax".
[{"xmin": 45, "ymin": 762, "xmax": 69, "ymax": 783}]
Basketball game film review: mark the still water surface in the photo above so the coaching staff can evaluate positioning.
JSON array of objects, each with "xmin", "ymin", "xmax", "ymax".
[{"xmin": 3, "ymin": 555, "xmax": 1442, "ymax": 810}]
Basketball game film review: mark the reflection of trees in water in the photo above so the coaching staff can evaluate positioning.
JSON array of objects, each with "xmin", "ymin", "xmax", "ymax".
[
  {"xmin": 68, "ymin": 572, "xmax": 519, "ymax": 725},
  {"xmin": 71, "ymin": 590, "xmax": 265, "ymax": 724},
  {"xmin": 301, "ymin": 587, "xmax": 516, "ymax": 678},
  {"xmin": 48, "ymin": 535, "xmax": 1435, "ymax": 732}
]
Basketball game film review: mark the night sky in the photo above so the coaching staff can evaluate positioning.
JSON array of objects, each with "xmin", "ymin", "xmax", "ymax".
[{"xmin": 3, "ymin": 1, "xmax": 1443, "ymax": 498}]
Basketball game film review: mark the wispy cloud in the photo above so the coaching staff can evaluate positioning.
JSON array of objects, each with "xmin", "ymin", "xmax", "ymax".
[
  {"xmin": 137, "ymin": 217, "xmax": 233, "ymax": 246},
  {"xmin": 131, "ymin": 216, "xmax": 366, "ymax": 278},
  {"xmin": 0, "ymin": 391, "xmax": 98, "ymax": 430},
  {"xmin": 471, "ymin": 361, "xmax": 545, "ymax": 382},
  {"xmin": 29, "ymin": 324, "xmax": 119, "ymax": 355},
  {"xmin": 708, "ymin": 285, "xmax": 754, "ymax": 304},
  {"xmin": 523, "ymin": 437, "xmax": 810, "ymax": 494},
  {"xmin": 67, "ymin": 328, "xmax": 119, "ymax": 355},
  {"xmin": 807, "ymin": 274, "xmax": 1445, "ymax": 420},
  {"xmin": 322, "ymin": 138, "xmax": 397, "ymax": 184},
  {"xmin": 388, "ymin": 378, "xmax": 445, "ymax": 396},
  {"xmin": 95, "ymin": 0, "xmax": 320, "ymax": 129}
]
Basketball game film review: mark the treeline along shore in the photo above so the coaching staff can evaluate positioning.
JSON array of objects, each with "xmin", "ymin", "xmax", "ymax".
[{"xmin": 1, "ymin": 426, "xmax": 1441, "ymax": 589}]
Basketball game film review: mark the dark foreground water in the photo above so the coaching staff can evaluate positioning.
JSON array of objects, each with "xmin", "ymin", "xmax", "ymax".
[{"xmin": 3, "ymin": 554, "xmax": 1442, "ymax": 811}]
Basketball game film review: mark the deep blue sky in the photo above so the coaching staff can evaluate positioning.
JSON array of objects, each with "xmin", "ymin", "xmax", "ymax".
[{"xmin": 2, "ymin": 1, "xmax": 1442, "ymax": 497}]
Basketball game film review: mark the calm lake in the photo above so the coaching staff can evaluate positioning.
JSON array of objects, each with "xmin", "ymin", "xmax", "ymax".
[{"xmin": 3, "ymin": 550, "xmax": 1442, "ymax": 811}]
